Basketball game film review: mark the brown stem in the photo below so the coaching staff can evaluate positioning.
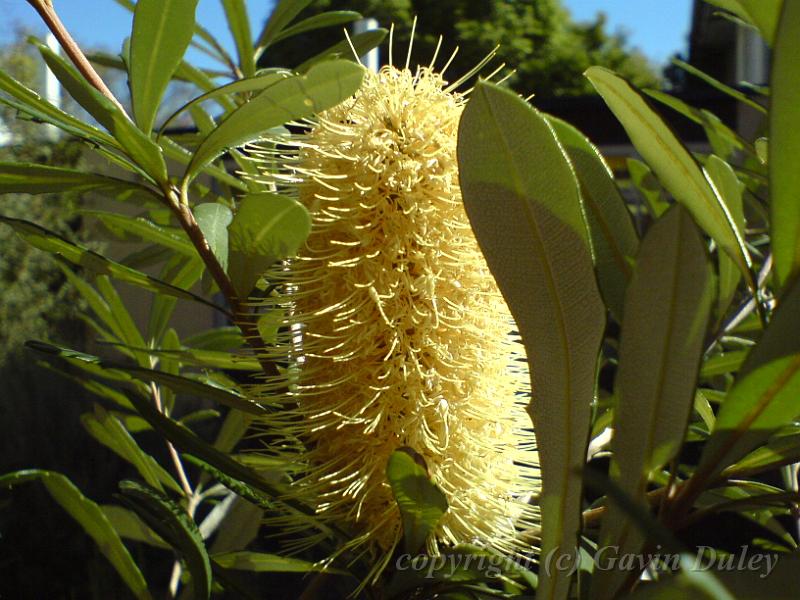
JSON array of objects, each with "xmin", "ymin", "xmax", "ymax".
[{"xmin": 26, "ymin": 0, "xmax": 128, "ymax": 115}]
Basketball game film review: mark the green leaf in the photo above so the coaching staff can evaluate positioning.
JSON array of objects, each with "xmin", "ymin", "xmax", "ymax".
[
  {"xmin": 0, "ymin": 69, "xmax": 116, "ymax": 145},
  {"xmin": 130, "ymin": 0, "xmax": 199, "ymax": 133},
  {"xmin": 627, "ymin": 158, "xmax": 669, "ymax": 218},
  {"xmin": 269, "ymin": 11, "xmax": 361, "ymax": 47},
  {"xmin": 81, "ymin": 405, "xmax": 182, "ymax": 494},
  {"xmin": 227, "ymin": 192, "xmax": 311, "ymax": 297},
  {"xmin": 386, "ymin": 449, "xmax": 448, "ymax": 555},
  {"xmin": 81, "ymin": 210, "xmax": 194, "ymax": 255},
  {"xmin": 700, "ymin": 351, "xmax": 748, "ymax": 378},
  {"xmin": 183, "ymin": 326, "xmax": 245, "ymax": 351},
  {"xmin": 699, "ymin": 277, "xmax": 800, "ymax": 478},
  {"xmin": 671, "ymin": 59, "xmax": 766, "ymax": 114},
  {"xmin": 158, "ymin": 70, "xmax": 290, "ymax": 134},
  {"xmin": 194, "ymin": 203, "xmax": 233, "ymax": 272},
  {"xmin": 102, "ymin": 504, "xmax": 168, "ymax": 548},
  {"xmin": 1, "ymin": 470, "xmax": 150, "ymax": 599},
  {"xmin": 0, "ymin": 217, "xmax": 227, "ymax": 315},
  {"xmin": 0, "ymin": 163, "xmax": 157, "ymax": 198},
  {"xmin": 118, "ymin": 481, "xmax": 210, "ymax": 600},
  {"xmin": 594, "ymin": 206, "xmax": 714, "ymax": 600},
  {"xmin": 160, "ymin": 136, "xmax": 248, "ymax": 192},
  {"xmin": 147, "ymin": 256, "xmax": 205, "ymax": 344},
  {"xmin": 183, "ymin": 59, "xmax": 364, "ymax": 185},
  {"xmin": 221, "ymin": 0, "xmax": 256, "ymax": 77},
  {"xmin": 256, "ymin": 0, "xmax": 314, "ymax": 50},
  {"xmin": 296, "ymin": 29, "xmax": 387, "ymax": 73},
  {"xmin": 585, "ymin": 67, "xmax": 753, "ymax": 288},
  {"xmin": 212, "ymin": 551, "xmax": 345, "ymax": 574},
  {"xmin": 723, "ymin": 428, "xmax": 800, "ymax": 478},
  {"xmin": 35, "ymin": 42, "xmax": 168, "ymax": 182},
  {"xmin": 547, "ymin": 116, "xmax": 638, "ymax": 320},
  {"xmin": 704, "ymin": 0, "xmax": 782, "ymax": 45},
  {"xmin": 458, "ymin": 81, "xmax": 605, "ymax": 600},
  {"xmin": 770, "ymin": 0, "xmax": 800, "ymax": 289}
]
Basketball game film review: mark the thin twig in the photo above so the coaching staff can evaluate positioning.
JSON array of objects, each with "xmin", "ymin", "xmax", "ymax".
[
  {"xmin": 150, "ymin": 381, "xmax": 193, "ymax": 496},
  {"xmin": 26, "ymin": 0, "xmax": 128, "ymax": 115}
]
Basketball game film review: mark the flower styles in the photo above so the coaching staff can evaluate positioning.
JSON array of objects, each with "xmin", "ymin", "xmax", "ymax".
[{"xmin": 249, "ymin": 44, "xmax": 540, "ymax": 568}]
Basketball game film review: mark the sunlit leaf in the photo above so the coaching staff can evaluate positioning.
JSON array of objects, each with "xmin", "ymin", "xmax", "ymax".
[
  {"xmin": 194, "ymin": 203, "xmax": 233, "ymax": 272},
  {"xmin": 221, "ymin": 0, "xmax": 256, "ymax": 77}
]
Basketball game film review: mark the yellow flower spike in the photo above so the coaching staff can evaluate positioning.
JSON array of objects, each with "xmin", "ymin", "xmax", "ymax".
[{"xmin": 247, "ymin": 30, "xmax": 540, "ymax": 575}]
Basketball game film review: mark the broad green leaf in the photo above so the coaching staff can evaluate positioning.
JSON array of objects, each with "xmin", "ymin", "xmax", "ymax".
[
  {"xmin": 458, "ymin": 81, "xmax": 605, "ymax": 600},
  {"xmin": 594, "ymin": 206, "xmax": 714, "ymax": 600},
  {"xmin": 183, "ymin": 60, "xmax": 364, "ymax": 185},
  {"xmin": 158, "ymin": 70, "xmax": 290, "ymax": 134},
  {"xmin": 1, "ymin": 470, "xmax": 150, "ymax": 599},
  {"xmin": 699, "ymin": 277, "xmax": 800, "ymax": 478},
  {"xmin": 269, "ymin": 11, "xmax": 361, "ymax": 47},
  {"xmin": 81, "ymin": 405, "xmax": 181, "ymax": 494},
  {"xmin": 386, "ymin": 449, "xmax": 448, "ymax": 555},
  {"xmin": 0, "ymin": 69, "xmax": 116, "ymax": 145},
  {"xmin": 194, "ymin": 203, "xmax": 233, "ymax": 272},
  {"xmin": 0, "ymin": 163, "xmax": 157, "ymax": 199},
  {"xmin": 672, "ymin": 59, "xmax": 766, "ymax": 114},
  {"xmin": 296, "ymin": 29, "xmax": 387, "ymax": 73},
  {"xmin": 160, "ymin": 136, "xmax": 248, "ymax": 192},
  {"xmin": 130, "ymin": 0, "xmax": 199, "ymax": 133},
  {"xmin": 0, "ymin": 217, "xmax": 226, "ymax": 314},
  {"xmin": 627, "ymin": 158, "xmax": 668, "ymax": 217},
  {"xmin": 95, "ymin": 275, "xmax": 149, "ymax": 365},
  {"xmin": 704, "ymin": 0, "xmax": 782, "ymax": 45},
  {"xmin": 183, "ymin": 326, "xmax": 245, "ymax": 351},
  {"xmin": 81, "ymin": 210, "xmax": 194, "ymax": 255},
  {"xmin": 256, "ymin": 0, "xmax": 314, "ymax": 50},
  {"xmin": 547, "ymin": 116, "xmax": 638, "ymax": 320},
  {"xmin": 102, "ymin": 505, "xmax": 168, "ymax": 548},
  {"xmin": 35, "ymin": 42, "xmax": 168, "ymax": 182},
  {"xmin": 213, "ymin": 551, "xmax": 346, "ymax": 574},
  {"xmin": 770, "ymin": 0, "xmax": 800, "ymax": 288},
  {"xmin": 585, "ymin": 67, "xmax": 753, "ymax": 288},
  {"xmin": 228, "ymin": 192, "xmax": 311, "ymax": 296},
  {"xmin": 119, "ymin": 481, "xmax": 210, "ymax": 600},
  {"xmin": 221, "ymin": 0, "xmax": 256, "ymax": 77}
]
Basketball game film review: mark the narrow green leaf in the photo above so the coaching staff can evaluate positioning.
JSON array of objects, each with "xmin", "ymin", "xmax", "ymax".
[
  {"xmin": 102, "ymin": 504, "xmax": 168, "ymax": 548},
  {"xmin": 212, "ymin": 551, "xmax": 346, "ymax": 574},
  {"xmin": 160, "ymin": 136, "xmax": 248, "ymax": 192},
  {"xmin": 296, "ymin": 29, "xmax": 387, "ymax": 73},
  {"xmin": 81, "ymin": 210, "xmax": 194, "ymax": 255},
  {"xmin": 585, "ymin": 67, "xmax": 752, "ymax": 287},
  {"xmin": 269, "ymin": 11, "xmax": 361, "ymax": 47},
  {"xmin": 35, "ymin": 42, "xmax": 168, "ymax": 182},
  {"xmin": 547, "ymin": 116, "xmax": 639, "ymax": 320},
  {"xmin": 147, "ymin": 256, "xmax": 205, "ymax": 344},
  {"xmin": 183, "ymin": 326, "xmax": 245, "ymax": 351},
  {"xmin": 194, "ymin": 203, "xmax": 233, "ymax": 272},
  {"xmin": 0, "ymin": 163, "xmax": 156, "ymax": 199},
  {"xmin": 672, "ymin": 58, "xmax": 766, "ymax": 114},
  {"xmin": 158, "ymin": 70, "xmax": 290, "ymax": 134},
  {"xmin": 81, "ymin": 405, "xmax": 181, "ymax": 494},
  {"xmin": 627, "ymin": 158, "xmax": 669, "ymax": 218},
  {"xmin": 704, "ymin": 0, "xmax": 781, "ymax": 45},
  {"xmin": 386, "ymin": 449, "xmax": 448, "ymax": 555},
  {"xmin": 129, "ymin": 0, "xmax": 199, "ymax": 133},
  {"xmin": 594, "ymin": 206, "xmax": 714, "ymax": 600},
  {"xmin": 221, "ymin": 0, "xmax": 256, "ymax": 77},
  {"xmin": 256, "ymin": 0, "xmax": 314, "ymax": 50},
  {"xmin": 699, "ymin": 277, "xmax": 800, "ymax": 477},
  {"xmin": 723, "ymin": 428, "xmax": 800, "ymax": 478},
  {"xmin": 770, "ymin": 0, "xmax": 800, "ymax": 288},
  {"xmin": 458, "ymin": 81, "xmax": 605, "ymax": 600},
  {"xmin": 0, "ymin": 217, "xmax": 227, "ymax": 314},
  {"xmin": 0, "ymin": 69, "xmax": 116, "ymax": 145},
  {"xmin": 1, "ymin": 470, "xmax": 151, "ymax": 599},
  {"xmin": 183, "ymin": 59, "xmax": 364, "ymax": 185},
  {"xmin": 208, "ymin": 498, "xmax": 264, "ymax": 555},
  {"xmin": 119, "ymin": 481, "xmax": 210, "ymax": 600},
  {"xmin": 700, "ymin": 351, "xmax": 748, "ymax": 378}
]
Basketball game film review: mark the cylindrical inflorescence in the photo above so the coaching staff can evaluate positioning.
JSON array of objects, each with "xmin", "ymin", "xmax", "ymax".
[{"xmin": 248, "ymin": 61, "xmax": 540, "ymax": 563}]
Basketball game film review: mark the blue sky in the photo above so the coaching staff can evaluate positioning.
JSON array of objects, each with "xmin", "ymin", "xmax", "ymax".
[{"xmin": 0, "ymin": 0, "xmax": 693, "ymax": 68}]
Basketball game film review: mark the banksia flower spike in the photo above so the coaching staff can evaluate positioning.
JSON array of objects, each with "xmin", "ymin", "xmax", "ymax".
[{"xmin": 248, "ymin": 25, "xmax": 540, "ymax": 574}]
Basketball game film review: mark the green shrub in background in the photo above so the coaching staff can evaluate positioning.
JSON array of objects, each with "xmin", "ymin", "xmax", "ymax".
[{"xmin": 0, "ymin": 0, "xmax": 799, "ymax": 599}]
